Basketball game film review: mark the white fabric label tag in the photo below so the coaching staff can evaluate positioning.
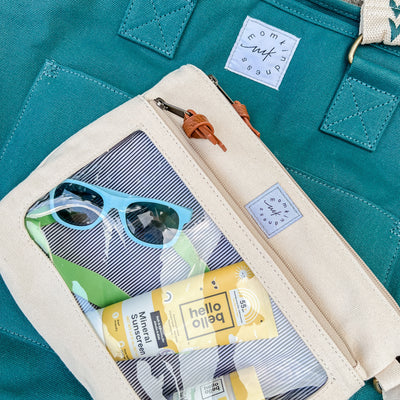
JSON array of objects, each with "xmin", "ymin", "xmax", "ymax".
[
  {"xmin": 246, "ymin": 183, "xmax": 302, "ymax": 238},
  {"xmin": 225, "ymin": 17, "xmax": 300, "ymax": 90}
]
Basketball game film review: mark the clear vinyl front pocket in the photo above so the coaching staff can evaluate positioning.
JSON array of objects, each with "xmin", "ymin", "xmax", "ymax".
[{"xmin": 25, "ymin": 129, "xmax": 328, "ymax": 399}]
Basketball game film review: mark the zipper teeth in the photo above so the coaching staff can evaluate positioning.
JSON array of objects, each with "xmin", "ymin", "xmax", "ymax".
[
  {"xmin": 150, "ymin": 83, "xmax": 357, "ymax": 365},
  {"xmin": 309, "ymin": 197, "xmax": 400, "ymax": 315},
  {"xmin": 200, "ymin": 74, "xmax": 400, "ymax": 363},
  {"xmin": 151, "ymin": 97, "xmax": 358, "ymax": 367},
  {"xmin": 206, "ymin": 76, "xmax": 400, "ymax": 317},
  {"xmin": 257, "ymin": 137, "xmax": 400, "ymax": 317},
  {"xmin": 152, "ymin": 75, "xmax": 400, "ymax": 369},
  {"xmin": 187, "ymin": 138, "xmax": 357, "ymax": 365}
]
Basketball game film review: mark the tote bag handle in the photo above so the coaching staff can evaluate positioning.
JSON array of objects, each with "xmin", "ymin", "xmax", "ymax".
[{"xmin": 360, "ymin": 0, "xmax": 400, "ymax": 45}]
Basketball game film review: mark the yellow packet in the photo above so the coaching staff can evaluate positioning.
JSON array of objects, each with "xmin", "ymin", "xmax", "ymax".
[
  {"xmin": 171, "ymin": 366, "xmax": 264, "ymax": 400},
  {"xmin": 87, "ymin": 262, "xmax": 278, "ymax": 360}
]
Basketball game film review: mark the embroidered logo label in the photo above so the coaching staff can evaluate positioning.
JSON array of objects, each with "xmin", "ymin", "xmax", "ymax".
[
  {"xmin": 246, "ymin": 183, "xmax": 302, "ymax": 238},
  {"xmin": 225, "ymin": 17, "xmax": 300, "ymax": 90}
]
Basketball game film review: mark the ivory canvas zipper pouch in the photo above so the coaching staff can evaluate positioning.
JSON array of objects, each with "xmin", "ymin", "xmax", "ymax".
[{"xmin": 0, "ymin": 65, "xmax": 399, "ymax": 400}]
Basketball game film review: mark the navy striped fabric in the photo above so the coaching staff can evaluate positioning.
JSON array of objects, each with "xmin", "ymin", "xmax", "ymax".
[{"xmin": 32, "ymin": 131, "xmax": 327, "ymax": 399}]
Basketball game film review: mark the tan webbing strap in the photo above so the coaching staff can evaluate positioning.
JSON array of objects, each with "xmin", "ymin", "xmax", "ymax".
[
  {"xmin": 376, "ymin": 359, "xmax": 400, "ymax": 399},
  {"xmin": 360, "ymin": 0, "xmax": 400, "ymax": 45}
]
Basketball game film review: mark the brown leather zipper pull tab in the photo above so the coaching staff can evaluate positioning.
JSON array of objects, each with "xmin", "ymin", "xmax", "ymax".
[
  {"xmin": 208, "ymin": 75, "xmax": 261, "ymax": 138},
  {"xmin": 183, "ymin": 110, "xmax": 227, "ymax": 152},
  {"xmin": 155, "ymin": 98, "xmax": 227, "ymax": 152},
  {"xmin": 232, "ymin": 101, "xmax": 261, "ymax": 137}
]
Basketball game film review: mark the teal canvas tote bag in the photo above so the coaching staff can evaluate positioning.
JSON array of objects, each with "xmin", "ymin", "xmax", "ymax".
[{"xmin": 1, "ymin": 0, "xmax": 400, "ymax": 399}]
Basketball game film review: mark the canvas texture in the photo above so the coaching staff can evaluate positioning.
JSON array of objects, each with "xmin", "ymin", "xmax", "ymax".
[
  {"xmin": 361, "ymin": 0, "xmax": 400, "ymax": 45},
  {"xmin": 0, "ymin": 81, "xmax": 362, "ymax": 400},
  {"xmin": 26, "ymin": 129, "xmax": 327, "ymax": 400},
  {"xmin": 1, "ymin": 65, "xmax": 400, "ymax": 399},
  {"xmin": 1, "ymin": 0, "xmax": 400, "ymax": 399}
]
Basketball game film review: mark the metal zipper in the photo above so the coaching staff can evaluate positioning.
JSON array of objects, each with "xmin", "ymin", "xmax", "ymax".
[
  {"xmin": 206, "ymin": 74, "xmax": 400, "ymax": 367},
  {"xmin": 208, "ymin": 75, "xmax": 261, "ymax": 137},
  {"xmin": 154, "ymin": 97, "xmax": 227, "ymax": 152},
  {"xmin": 208, "ymin": 75, "xmax": 235, "ymax": 104},
  {"xmin": 150, "ymin": 96, "xmax": 358, "ymax": 367},
  {"xmin": 207, "ymin": 74, "xmax": 400, "ymax": 319},
  {"xmin": 155, "ymin": 98, "xmax": 192, "ymax": 118},
  {"xmin": 151, "ymin": 73, "xmax": 400, "ymax": 371}
]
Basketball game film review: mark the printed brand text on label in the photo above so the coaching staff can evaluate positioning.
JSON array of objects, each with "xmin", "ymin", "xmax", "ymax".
[
  {"xmin": 180, "ymin": 292, "xmax": 235, "ymax": 340},
  {"xmin": 246, "ymin": 183, "xmax": 302, "ymax": 238},
  {"xmin": 225, "ymin": 17, "xmax": 300, "ymax": 90}
]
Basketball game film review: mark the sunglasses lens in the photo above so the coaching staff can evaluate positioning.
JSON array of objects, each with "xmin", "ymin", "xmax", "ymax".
[
  {"xmin": 53, "ymin": 182, "xmax": 104, "ymax": 227},
  {"xmin": 125, "ymin": 202, "xmax": 180, "ymax": 246}
]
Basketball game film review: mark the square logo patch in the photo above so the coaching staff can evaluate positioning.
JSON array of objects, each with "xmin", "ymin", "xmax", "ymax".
[
  {"xmin": 225, "ymin": 16, "xmax": 300, "ymax": 90},
  {"xmin": 246, "ymin": 183, "xmax": 302, "ymax": 238}
]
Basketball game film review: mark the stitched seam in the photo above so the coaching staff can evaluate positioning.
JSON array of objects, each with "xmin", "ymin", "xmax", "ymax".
[
  {"xmin": 19, "ymin": 244, "xmax": 138, "ymax": 398},
  {"xmin": 324, "ymin": 98, "xmax": 396, "ymax": 128},
  {"xmin": 18, "ymin": 130, "xmax": 148, "ymax": 399},
  {"xmin": 0, "ymin": 326, "xmax": 51, "ymax": 351},
  {"xmin": 166, "ymin": 1, "xmax": 194, "ymax": 55},
  {"xmin": 12, "ymin": 89, "xmax": 354, "ymax": 395},
  {"xmin": 145, "ymin": 118, "xmax": 337, "ymax": 389},
  {"xmin": 391, "ymin": 223, "xmax": 400, "ymax": 238},
  {"xmin": 120, "ymin": 0, "xmax": 195, "ymax": 56},
  {"xmin": 322, "ymin": 79, "xmax": 374, "ymax": 147},
  {"xmin": 322, "ymin": 75, "xmax": 348, "ymax": 132},
  {"xmin": 0, "ymin": 60, "xmax": 131, "ymax": 165},
  {"xmin": 183, "ymin": 69, "xmax": 400, "ymax": 351},
  {"xmin": 348, "ymin": 78, "xmax": 372, "ymax": 147},
  {"xmin": 149, "ymin": 0, "xmax": 168, "ymax": 51},
  {"xmin": 348, "ymin": 77, "xmax": 398, "ymax": 97},
  {"xmin": 264, "ymin": 0, "xmax": 356, "ymax": 36},
  {"xmin": 121, "ymin": 30, "xmax": 172, "ymax": 55},
  {"xmin": 375, "ymin": 43, "xmax": 400, "ymax": 57},
  {"xmin": 309, "ymin": 0, "xmax": 358, "ymax": 20},
  {"xmin": 120, "ymin": 0, "xmax": 136, "ymax": 34},
  {"xmin": 322, "ymin": 128, "xmax": 372, "ymax": 148},
  {"xmin": 286, "ymin": 165, "xmax": 400, "ymax": 290},
  {"xmin": 285, "ymin": 166, "xmax": 399, "ymax": 222},
  {"xmin": 141, "ymin": 95, "xmax": 360, "ymax": 391},
  {"xmin": 150, "ymin": 153, "xmax": 337, "ymax": 392},
  {"xmin": 0, "ymin": 74, "xmax": 45, "ymax": 163},
  {"xmin": 365, "ymin": 98, "xmax": 398, "ymax": 148},
  {"xmin": 263, "ymin": 0, "xmax": 400, "ymax": 58},
  {"xmin": 322, "ymin": 77, "xmax": 399, "ymax": 149},
  {"xmin": 262, "ymin": 0, "xmax": 400, "ymax": 57},
  {"xmin": 324, "ymin": 76, "xmax": 398, "ymax": 124},
  {"xmin": 57, "ymin": 67, "xmax": 131, "ymax": 99},
  {"xmin": 384, "ymin": 237, "xmax": 400, "ymax": 285},
  {"xmin": 123, "ymin": 4, "xmax": 191, "ymax": 32},
  {"xmin": 42, "ymin": 64, "xmax": 60, "ymax": 79}
]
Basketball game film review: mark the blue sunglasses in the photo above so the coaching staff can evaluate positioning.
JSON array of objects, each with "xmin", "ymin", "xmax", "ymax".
[{"xmin": 49, "ymin": 179, "xmax": 193, "ymax": 249}]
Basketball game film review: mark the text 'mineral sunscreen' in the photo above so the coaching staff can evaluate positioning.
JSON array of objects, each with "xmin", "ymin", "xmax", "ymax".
[{"xmin": 87, "ymin": 262, "xmax": 278, "ymax": 361}]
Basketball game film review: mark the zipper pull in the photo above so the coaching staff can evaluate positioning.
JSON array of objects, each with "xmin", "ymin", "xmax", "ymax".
[
  {"xmin": 155, "ymin": 98, "xmax": 189, "ymax": 118},
  {"xmin": 208, "ymin": 75, "xmax": 261, "ymax": 138},
  {"xmin": 155, "ymin": 98, "xmax": 227, "ymax": 152}
]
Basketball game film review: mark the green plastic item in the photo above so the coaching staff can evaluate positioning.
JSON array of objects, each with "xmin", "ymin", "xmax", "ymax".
[
  {"xmin": 1, "ymin": 0, "xmax": 399, "ymax": 398},
  {"xmin": 26, "ymin": 211, "xmax": 130, "ymax": 308},
  {"xmin": 25, "ymin": 208, "xmax": 209, "ymax": 308}
]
